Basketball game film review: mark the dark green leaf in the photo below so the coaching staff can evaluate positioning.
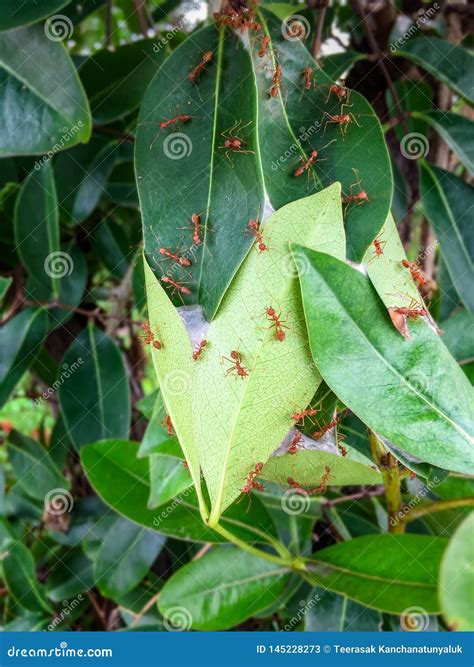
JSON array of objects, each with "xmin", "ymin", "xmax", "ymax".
[
  {"xmin": 304, "ymin": 586, "xmax": 382, "ymax": 630},
  {"xmin": 136, "ymin": 25, "xmax": 264, "ymax": 318},
  {"xmin": 158, "ymin": 547, "xmax": 290, "ymax": 630},
  {"xmin": 295, "ymin": 247, "xmax": 474, "ymax": 474},
  {"xmin": 420, "ymin": 163, "xmax": 474, "ymax": 313},
  {"xmin": 3, "ymin": 541, "xmax": 52, "ymax": 613},
  {"xmin": 45, "ymin": 550, "xmax": 94, "ymax": 601},
  {"xmin": 440, "ymin": 310, "xmax": 474, "ymax": 367},
  {"xmin": 94, "ymin": 517, "xmax": 165, "ymax": 598},
  {"xmin": 58, "ymin": 323, "xmax": 131, "ymax": 449},
  {"xmin": 320, "ymin": 51, "xmax": 364, "ymax": 83},
  {"xmin": 0, "ymin": 1, "xmax": 70, "ymax": 31},
  {"xmin": 413, "ymin": 111, "xmax": 474, "ymax": 175},
  {"xmin": 311, "ymin": 534, "xmax": 448, "ymax": 613},
  {"xmin": 0, "ymin": 24, "xmax": 91, "ymax": 156}
]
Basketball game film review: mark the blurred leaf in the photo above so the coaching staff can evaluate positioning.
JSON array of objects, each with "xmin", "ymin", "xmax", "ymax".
[
  {"xmin": 80, "ymin": 439, "xmax": 278, "ymax": 544},
  {"xmin": 3, "ymin": 540, "xmax": 52, "ymax": 613},
  {"xmin": 295, "ymin": 247, "xmax": 474, "ymax": 474},
  {"xmin": 158, "ymin": 547, "xmax": 290, "ymax": 630},
  {"xmin": 420, "ymin": 163, "xmax": 474, "ymax": 313},
  {"xmin": 412, "ymin": 111, "xmax": 474, "ymax": 175},
  {"xmin": 45, "ymin": 550, "xmax": 94, "ymax": 601},
  {"xmin": 394, "ymin": 37, "xmax": 474, "ymax": 103},
  {"xmin": 7, "ymin": 430, "xmax": 69, "ymax": 500},
  {"xmin": 386, "ymin": 80, "xmax": 432, "ymax": 141},
  {"xmin": 58, "ymin": 323, "xmax": 131, "ymax": 449},
  {"xmin": 92, "ymin": 220, "xmax": 130, "ymax": 280},
  {"xmin": 0, "ymin": 24, "xmax": 91, "ymax": 156},
  {"xmin": 440, "ymin": 310, "xmax": 474, "ymax": 367},
  {"xmin": 80, "ymin": 39, "xmax": 168, "ymax": 125},
  {"xmin": 391, "ymin": 159, "xmax": 408, "ymax": 224},
  {"xmin": 312, "ymin": 534, "xmax": 448, "ymax": 613},
  {"xmin": 0, "ymin": 1, "xmax": 70, "ymax": 31},
  {"xmin": 252, "ymin": 10, "xmax": 392, "ymax": 262},
  {"xmin": 0, "ymin": 308, "xmax": 49, "ymax": 408},
  {"xmin": 64, "ymin": 0, "xmax": 106, "ymax": 24},
  {"xmin": 320, "ymin": 51, "xmax": 364, "ymax": 82},
  {"xmin": 145, "ymin": 185, "xmax": 345, "ymax": 522},
  {"xmin": 304, "ymin": 586, "xmax": 382, "ymax": 630},
  {"xmin": 95, "ymin": 517, "xmax": 166, "ymax": 598},
  {"xmin": 136, "ymin": 24, "xmax": 264, "ymax": 318},
  {"xmin": 0, "ymin": 275, "xmax": 12, "ymax": 303},
  {"xmin": 440, "ymin": 512, "xmax": 474, "ymax": 630}
]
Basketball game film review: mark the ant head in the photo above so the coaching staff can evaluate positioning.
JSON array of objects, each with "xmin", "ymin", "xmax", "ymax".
[
  {"xmin": 191, "ymin": 213, "xmax": 200, "ymax": 224},
  {"xmin": 203, "ymin": 51, "xmax": 213, "ymax": 62},
  {"xmin": 310, "ymin": 150, "xmax": 318, "ymax": 158},
  {"xmin": 159, "ymin": 247, "xmax": 166, "ymax": 255},
  {"xmin": 325, "ymin": 466, "xmax": 331, "ymax": 474},
  {"xmin": 242, "ymin": 484, "xmax": 251, "ymax": 494},
  {"xmin": 267, "ymin": 307, "xmax": 275, "ymax": 317},
  {"xmin": 230, "ymin": 350, "xmax": 239, "ymax": 360},
  {"xmin": 255, "ymin": 462, "xmax": 263, "ymax": 472},
  {"xmin": 401, "ymin": 259, "xmax": 410, "ymax": 268},
  {"xmin": 152, "ymin": 341, "xmax": 162, "ymax": 350},
  {"xmin": 276, "ymin": 330, "xmax": 286, "ymax": 341},
  {"xmin": 258, "ymin": 242, "xmax": 267, "ymax": 251},
  {"xmin": 201, "ymin": 339, "xmax": 207, "ymax": 347}
]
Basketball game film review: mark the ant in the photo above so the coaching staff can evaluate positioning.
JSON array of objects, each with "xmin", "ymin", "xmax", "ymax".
[
  {"xmin": 287, "ymin": 476, "xmax": 306, "ymax": 493},
  {"xmin": 247, "ymin": 218, "xmax": 268, "ymax": 252},
  {"xmin": 325, "ymin": 80, "xmax": 350, "ymax": 104},
  {"xmin": 223, "ymin": 350, "xmax": 248, "ymax": 378},
  {"xmin": 288, "ymin": 430, "xmax": 304, "ymax": 455},
  {"xmin": 158, "ymin": 246, "xmax": 191, "ymax": 267},
  {"xmin": 188, "ymin": 50, "xmax": 213, "ymax": 83},
  {"xmin": 140, "ymin": 322, "xmax": 162, "ymax": 350},
  {"xmin": 162, "ymin": 415, "xmax": 173, "ymax": 436},
  {"xmin": 337, "ymin": 433, "xmax": 347, "ymax": 457},
  {"xmin": 368, "ymin": 229, "xmax": 386, "ymax": 262},
  {"xmin": 293, "ymin": 140, "xmax": 335, "ymax": 189},
  {"xmin": 269, "ymin": 63, "xmax": 282, "ymax": 97},
  {"xmin": 291, "ymin": 406, "xmax": 318, "ymax": 424},
  {"xmin": 301, "ymin": 66, "xmax": 314, "ymax": 92},
  {"xmin": 257, "ymin": 35, "xmax": 270, "ymax": 57},
  {"xmin": 265, "ymin": 306, "xmax": 288, "ymax": 341},
  {"xmin": 402, "ymin": 259, "xmax": 427, "ymax": 287},
  {"xmin": 313, "ymin": 417, "xmax": 338, "ymax": 440},
  {"xmin": 322, "ymin": 104, "xmax": 361, "ymax": 137},
  {"xmin": 192, "ymin": 339, "xmax": 207, "ymax": 361},
  {"xmin": 312, "ymin": 466, "xmax": 333, "ymax": 494},
  {"xmin": 179, "ymin": 212, "xmax": 203, "ymax": 246},
  {"xmin": 342, "ymin": 169, "xmax": 369, "ymax": 213},
  {"xmin": 219, "ymin": 120, "xmax": 254, "ymax": 164},
  {"xmin": 242, "ymin": 462, "xmax": 264, "ymax": 493},
  {"xmin": 161, "ymin": 275, "xmax": 191, "ymax": 295},
  {"xmin": 388, "ymin": 294, "xmax": 431, "ymax": 339},
  {"xmin": 159, "ymin": 113, "xmax": 192, "ymax": 131}
]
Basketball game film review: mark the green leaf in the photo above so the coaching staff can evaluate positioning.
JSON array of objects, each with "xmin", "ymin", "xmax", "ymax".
[
  {"xmin": 252, "ymin": 10, "xmax": 392, "ymax": 261},
  {"xmin": 158, "ymin": 547, "xmax": 290, "ymax": 630},
  {"xmin": 440, "ymin": 512, "xmax": 474, "ymax": 630},
  {"xmin": 320, "ymin": 51, "xmax": 365, "ymax": 83},
  {"xmin": 0, "ymin": 275, "xmax": 12, "ymax": 303},
  {"xmin": 145, "ymin": 185, "xmax": 346, "ymax": 522},
  {"xmin": 440, "ymin": 310, "xmax": 474, "ymax": 367},
  {"xmin": 45, "ymin": 550, "xmax": 94, "ymax": 601},
  {"xmin": 3, "ymin": 541, "xmax": 52, "ymax": 613},
  {"xmin": 0, "ymin": 1, "xmax": 70, "ymax": 31},
  {"xmin": 14, "ymin": 163, "xmax": 59, "ymax": 296},
  {"xmin": 304, "ymin": 587, "xmax": 382, "ymax": 630},
  {"xmin": 0, "ymin": 24, "xmax": 91, "ymax": 156},
  {"xmin": 92, "ymin": 221, "xmax": 130, "ymax": 280},
  {"xmin": 7, "ymin": 430, "xmax": 69, "ymax": 501},
  {"xmin": 136, "ymin": 24, "xmax": 264, "ymax": 318},
  {"xmin": 94, "ymin": 517, "xmax": 165, "ymax": 598},
  {"xmin": 80, "ymin": 39, "xmax": 168, "ymax": 125},
  {"xmin": 262, "ymin": 450, "xmax": 382, "ymax": 487},
  {"xmin": 148, "ymin": 440, "xmax": 193, "ymax": 509},
  {"xmin": 80, "ymin": 439, "xmax": 279, "ymax": 544},
  {"xmin": 312, "ymin": 534, "xmax": 448, "ymax": 614},
  {"xmin": 295, "ymin": 247, "xmax": 474, "ymax": 474},
  {"xmin": 420, "ymin": 163, "xmax": 474, "ymax": 313},
  {"xmin": 0, "ymin": 308, "xmax": 49, "ymax": 408},
  {"xmin": 58, "ymin": 323, "xmax": 131, "ymax": 449},
  {"xmin": 412, "ymin": 111, "xmax": 474, "ymax": 175},
  {"xmin": 386, "ymin": 81, "xmax": 432, "ymax": 140},
  {"xmin": 394, "ymin": 37, "xmax": 474, "ymax": 103}
]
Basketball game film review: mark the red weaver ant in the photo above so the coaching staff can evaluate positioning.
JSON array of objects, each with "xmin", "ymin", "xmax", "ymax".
[
  {"xmin": 223, "ymin": 350, "xmax": 248, "ymax": 378},
  {"xmin": 265, "ymin": 306, "xmax": 288, "ymax": 341},
  {"xmin": 269, "ymin": 63, "xmax": 282, "ymax": 97},
  {"xmin": 192, "ymin": 339, "xmax": 207, "ymax": 361},
  {"xmin": 287, "ymin": 476, "xmax": 306, "ymax": 493},
  {"xmin": 159, "ymin": 113, "xmax": 192, "ymax": 131},
  {"xmin": 162, "ymin": 415, "xmax": 173, "ymax": 436},
  {"xmin": 322, "ymin": 104, "xmax": 361, "ymax": 137},
  {"xmin": 219, "ymin": 120, "xmax": 254, "ymax": 164},
  {"xmin": 288, "ymin": 430, "xmax": 304, "ymax": 455},
  {"xmin": 312, "ymin": 466, "xmax": 333, "ymax": 494},
  {"xmin": 242, "ymin": 462, "xmax": 264, "ymax": 493},
  {"xmin": 402, "ymin": 259, "xmax": 427, "ymax": 287},
  {"xmin": 179, "ymin": 212, "xmax": 203, "ymax": 246},
  {"xmin": 337, "ymin": 433, "xmax": 347, "ymax": 457},
  {"xmin": 293, "ymin": 140, "xmax": 335, "ymax": 189},
  {"xmin": 158, "ymin": 247, "xmax": 191, "ymax": 267},
  {"xmin": 313, "ymin": 417, "xmax": 338, "ymax": 440},
  {"xmin": 257, "ymin": 35, "xmax": 270, "ymax": 57},
  {"xmin": 247, "ymin": 218, "xmax": 268, "ymax": 252},
  {"xmin": 188, "ymin": 50, "xmax": 213, "ymax": 83},
  {"xmin": 368, "ymin": 229, "xmax": 386, "ymax": 262},
  {"xmin": 140, "ymin": 322, "xmax": 162, "ymax": 350},
  {"xmin": 342, "ymin": 170, "xmax": 369, "ymax": 213},
  {"xmin": 325, "ymin": 80, "xmax": 350, "ymax": 104},
  {"xmin": 388, "ymin": 294, "xmax": 431, "ymax": 339},
  {"xmin": 302, "ymin": 66, "xmax": 314, "ymax": 92},
  {"xmin": 291, "ymin": 407, "xmax": 318, "ymax": 424},
  {"xmin": 161, "ymin": 275, "xmax": 191, "ymax": 295}
]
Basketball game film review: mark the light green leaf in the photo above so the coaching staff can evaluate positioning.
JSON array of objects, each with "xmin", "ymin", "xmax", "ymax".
[{"xmin": 440, "ymin": 512, "xmax": 474, "ymax": 630}]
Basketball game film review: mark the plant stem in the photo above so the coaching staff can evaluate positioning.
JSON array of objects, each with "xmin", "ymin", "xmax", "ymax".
[
  {"xmin": 369, "ymin": 431, "xmax": 403, "ymax": 534},
  {"xmin": 400, "ymin": 498, "xmax": 474, "ymax": 526}
]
